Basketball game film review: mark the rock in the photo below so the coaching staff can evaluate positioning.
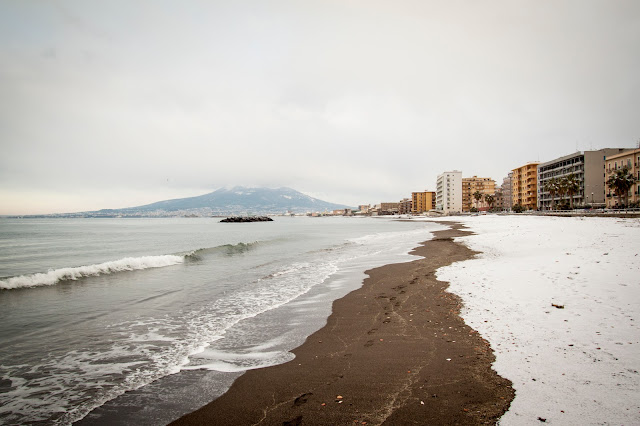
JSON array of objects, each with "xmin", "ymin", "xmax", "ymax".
[{"xmin": 220, "ymin": 216, "xmax": 274, "ymax": 223}]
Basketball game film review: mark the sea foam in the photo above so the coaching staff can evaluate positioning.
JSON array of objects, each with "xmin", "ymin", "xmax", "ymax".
[
  {"xmin": 0, "ymin": 255, "xmax": 184, "ymax": 290},
  {"xmin": 1, "ymin": 241, "xmax": 263, "ymax": 291}
]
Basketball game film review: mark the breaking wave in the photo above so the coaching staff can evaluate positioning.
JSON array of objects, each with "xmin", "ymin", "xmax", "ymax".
[
  {"xmin": 0, "ymin": 255, "xmax": 185, "ymax": 290},
  {"xmin": 1, "ymin": 241, "xmax": 265, "ymax": 290}
]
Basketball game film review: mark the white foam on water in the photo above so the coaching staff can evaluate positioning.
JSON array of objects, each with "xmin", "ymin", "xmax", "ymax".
[
  {"xmin": 0, "ymin": 240, "xmax": 267, "ymax": 290},
  {"xmin": 0, "ymin": 255, "xmax": 185, "ymax": 289},
  {"xmin": 183, "ymin": 349, "xmax": 293, "ymax": 373},
  {"xmin": 0, "ymin": 258, "xmax": 339, "ymax": 423}
]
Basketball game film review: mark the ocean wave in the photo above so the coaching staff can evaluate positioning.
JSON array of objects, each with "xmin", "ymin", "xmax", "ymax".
[
  {"xmin": 1, "ymin": 241, "xmax": 265, "ymax": 290},
  {"xmin": 0, "ymin": 255, "xmax": 185, "ymax": 290},
  {"xmin": 183, "ymin": 241, "xmax": 261, "ymax": 260}
]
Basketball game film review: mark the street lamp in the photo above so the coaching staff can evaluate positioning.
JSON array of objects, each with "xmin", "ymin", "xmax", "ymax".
[{"xmin": 591, "ymin": 192, "xmax": 594, "ymax": 204}]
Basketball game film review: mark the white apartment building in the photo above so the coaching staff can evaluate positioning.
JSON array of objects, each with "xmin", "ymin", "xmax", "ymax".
[{"xmin": 436, "ymin": 171, "xmax": 462, "ymax": 214}]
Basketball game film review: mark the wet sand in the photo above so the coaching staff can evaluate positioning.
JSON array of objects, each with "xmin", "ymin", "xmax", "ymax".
[{"xmin": 171, "ymin": 222, "xmax": 514, "ymax": 425}]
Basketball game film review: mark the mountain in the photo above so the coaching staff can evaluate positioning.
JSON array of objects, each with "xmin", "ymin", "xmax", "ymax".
[{"xmin": 95, "ymin": 187, "xmax": 351, "ymax": 216}]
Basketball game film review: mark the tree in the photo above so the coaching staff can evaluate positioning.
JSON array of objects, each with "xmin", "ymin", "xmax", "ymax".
[
  {"xmin": 543, "ymin": 177, "xmax": 559, "ymax": 210},
  {"xmin": 606, "ymin": 167, "xmax": 636, "ymax": 207},
  {"xmin": 484, "ymin": 194, "xmax": 495, "ymax": 211},
  {"xmin": 561, "ymin": 174, "xmax": 580, "ymax": 209},
  {"xmin": 556, "ymin": 177, "xmax": 568, "ymax": 208},
  {"xmin": 513, "ymin": 203, "xmax": 524, "ymax": 213},
  {"xmin": 473, "ymin": 190, "xmax": 483, "ymax": 210}
]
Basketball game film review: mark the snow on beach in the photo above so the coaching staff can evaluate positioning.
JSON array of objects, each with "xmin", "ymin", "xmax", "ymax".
[{"xmin": 435, "ymin": 215, "xmax": 640, "ymax": 425}]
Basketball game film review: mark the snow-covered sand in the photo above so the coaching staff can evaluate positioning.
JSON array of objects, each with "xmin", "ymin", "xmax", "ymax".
[{"xmin": 435, "ymin": 215, "xmax": 639, "ymax": 425}]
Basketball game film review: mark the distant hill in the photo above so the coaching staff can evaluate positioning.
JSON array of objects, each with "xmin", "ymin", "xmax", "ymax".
[{"xmin": 94, "ymin": 186, "xmax": 350, "ymax": 216}]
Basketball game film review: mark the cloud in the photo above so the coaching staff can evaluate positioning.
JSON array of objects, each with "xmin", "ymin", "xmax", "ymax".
[{"xmin": 1, "ymin": 0, "xmax": 639, "ymax": 214}]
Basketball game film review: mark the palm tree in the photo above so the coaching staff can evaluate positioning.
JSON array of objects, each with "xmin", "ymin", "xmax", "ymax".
[
  {"xmin": 556, "ymin": 178, "xmax": 568, "ymax": 209},
  {"xmin": 562, "ymin": 174, "xmax": 580, "ymax": 209},
  {"xmin": 543, "ymin": 177, "xmax": 559, "ymax": 210},
  {"xmin": 473, "ymin": 190, "xmax": 483, "ymax": 210},
  {"xmin": 484, "ymin": 194, "xmax": 495, "ymax": 211},
  {"xmin": 606, "ymin": 167, "xmax": 636, "ymax": 207}
]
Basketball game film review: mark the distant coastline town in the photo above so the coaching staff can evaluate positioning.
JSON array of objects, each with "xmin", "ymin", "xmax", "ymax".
[
  {"xmin": 9, "ymin": 147, "xmax": 639, "ymax": 219},
  {"xmin": 332, "ymin": 146, "xmax": 640, "ymax": 218}
]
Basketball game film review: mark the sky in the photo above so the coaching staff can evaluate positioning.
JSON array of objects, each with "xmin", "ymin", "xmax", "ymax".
[{"xmin": 1, "ymin": 0, "xmax": 639, "ymax": 214}]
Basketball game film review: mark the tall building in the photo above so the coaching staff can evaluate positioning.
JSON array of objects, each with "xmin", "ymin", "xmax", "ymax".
[
  {"xmin": 494, "ymin": 187, "xmax": 504, "ymax": 211},
  {"xmin": 461, "ymin": 176, "xmax": 496, "ymax": 211},
  {"xmin": 398, "ymin": 198, "xmax": 412, "ymax": 215},
  {"xmin": 512, "ymin": 163, "xmax": 540, "ymax": 210},
  {"xmin": 604, "ymin": 148, "xmax": 640, "ymax": 208},
  {"xmin": 538, "ymin": 149, "xmax": 629, "ymax": 210},
  {"xmin": 501, "ymin": 173, "xmax": 513, "ymax": 211},
  {"xmin": 436, "ymin": 171, "xmax": 462, "ymax": 214},
  {"xmin": 411, "ymin": 191, "xmax": 436, "ymax": 214}
]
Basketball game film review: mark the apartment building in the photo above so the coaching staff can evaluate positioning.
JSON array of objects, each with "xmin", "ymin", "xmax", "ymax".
[
  {"xmin": 604, "ymin": 148, "xmax": 640, "ymax": 208},
  {"xmin": 501, "ymin": 173, "xmax": 513, "ymax": 211},
  {"xmin": 538, "ymin": 149, "xmax": 628, "ymax": 210},
  {"xmin": 461, "ymin": 176, "xmax": 496, "ymax": 211},
  {"xmin": 379, "ymin": 202, "xmax": 400, "ymax": 215},
  {"xmin": 436, "ymin": 171, "xmax": 462, "ymax": 214},
  {"xmin": 512, "ymin": 163, "xmax": 540, "ymax": 210},
  {"xmin": 411, "ymin": 191, "xmax": 436, "ymax": 214},
  {"xmin": 398, "ymin": 198, "xmax": 412, "ymax": 215},
  {"xmin": 494, "ymin": 187, "xmax": 504, "ymax": 211}
]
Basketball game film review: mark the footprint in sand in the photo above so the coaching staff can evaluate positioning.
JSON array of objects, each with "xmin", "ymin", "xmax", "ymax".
[
  {"xmin": 283, "ymin": 415, "xmax": 303, "ymax": 426},
  {"xmin": 293, "ymin": 393, "xmax": 312, "ymax": 406}
]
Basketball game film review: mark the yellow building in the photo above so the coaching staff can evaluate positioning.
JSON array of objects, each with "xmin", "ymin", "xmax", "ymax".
[
  {"xmin": 512, "ymin": 163, "xmax": 540, "ymax": 210},
  {"xmin": 604, "ymin": 148, "xmax": 640, "ymax": 208},
  {"xmin": 411, "ymin": 191, "xmax": 436, "ymax": 214},
  {"xmin": 461, "ymin": 177, "xmax": 496, "ymax": 211}
]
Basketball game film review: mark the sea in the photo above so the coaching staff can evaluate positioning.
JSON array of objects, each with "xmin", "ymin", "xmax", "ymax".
[{"xmin": 0, "ymin": 216, "xmax": 442, "ymax": 425}]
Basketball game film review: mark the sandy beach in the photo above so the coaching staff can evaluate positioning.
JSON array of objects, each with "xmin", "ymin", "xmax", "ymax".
[{"xmin": 171, "ymin": 222, "xmax": 514, "ymax": 425}]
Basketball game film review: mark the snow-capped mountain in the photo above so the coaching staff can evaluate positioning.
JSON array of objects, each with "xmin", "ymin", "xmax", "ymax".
[{"xmin": 97, "ymin": 186, "xmax": 350, "ymax": 216}]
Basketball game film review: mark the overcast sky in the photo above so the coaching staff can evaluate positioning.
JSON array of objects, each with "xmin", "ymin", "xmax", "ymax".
[{"xmin": 1, "ymin": 0, "xmax": 639, "ymax": 214}]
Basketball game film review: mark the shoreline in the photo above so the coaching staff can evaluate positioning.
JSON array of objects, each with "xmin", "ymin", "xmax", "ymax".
[{"xmin": 171, "ymin": 222, "xmax": 514, "ymax": 425}]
